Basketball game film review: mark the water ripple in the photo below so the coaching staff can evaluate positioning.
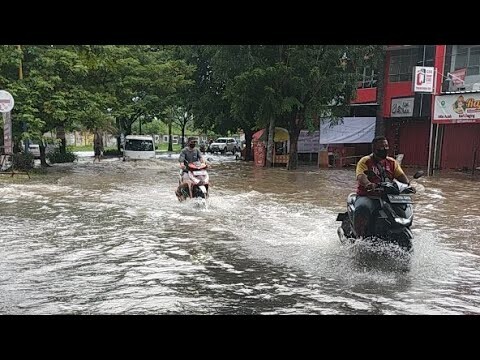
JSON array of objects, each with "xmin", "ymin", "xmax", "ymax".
[{"xmin": 1, "ymin": 158, "xmax": 479, "ymax": 314}]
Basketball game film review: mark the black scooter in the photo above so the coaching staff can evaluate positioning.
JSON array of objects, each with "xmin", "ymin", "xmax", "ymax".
[{"xmin": 336, "ymin": 170, "xmax": 424, "ymax": 251}]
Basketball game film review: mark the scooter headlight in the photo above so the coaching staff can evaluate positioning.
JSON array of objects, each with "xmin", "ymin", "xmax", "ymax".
[{"xmin": 394, "ymin": 217, "xmax": 411, "ymax": 226}]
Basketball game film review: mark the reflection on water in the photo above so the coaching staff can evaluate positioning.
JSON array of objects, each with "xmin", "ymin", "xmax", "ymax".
[{"xmin": 1, "ymin": 154, "xmax": 480, "ymax": 314}]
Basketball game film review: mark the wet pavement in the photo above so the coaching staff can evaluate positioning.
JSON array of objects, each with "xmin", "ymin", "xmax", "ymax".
[{"xmin": 1, "ymin": 153, "xmax": 479, "ymax": 314}]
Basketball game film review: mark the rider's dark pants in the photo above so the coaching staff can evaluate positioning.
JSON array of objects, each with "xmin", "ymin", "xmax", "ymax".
[{"xmin": 354, "ymin": 196, "xmax": 380, "ymax": 237}]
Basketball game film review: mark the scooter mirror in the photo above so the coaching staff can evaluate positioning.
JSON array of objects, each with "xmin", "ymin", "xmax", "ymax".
[{"xmin": 413, "ymin": 170, "xmax": 424, "ymax": 179}]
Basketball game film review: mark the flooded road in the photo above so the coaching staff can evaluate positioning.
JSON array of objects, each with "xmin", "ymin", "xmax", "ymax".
[{"xmin": 1, "ymin": 154, "xmax": 480, "ymax": 314}]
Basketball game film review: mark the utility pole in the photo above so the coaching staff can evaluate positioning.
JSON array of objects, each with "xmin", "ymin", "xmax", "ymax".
[
  {"xmin": 18, "ymin": 45, "xmax": 23, "ymax": 80},
  {"xmin": 17, "ymin": 45, "xmax": 28, "ymax": 153},
  {"xmin": 375, "ymin": 46, "xmax": 387, "ymax": 137}
]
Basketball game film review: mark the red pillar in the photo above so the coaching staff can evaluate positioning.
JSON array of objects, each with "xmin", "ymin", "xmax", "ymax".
[
  {"xmin": 434, "ymin": 45, "xmax": 446, "ymax": 96},
  {"xmin": 428, "ymin": 45, "xmax": 447, "ymax": 175}
]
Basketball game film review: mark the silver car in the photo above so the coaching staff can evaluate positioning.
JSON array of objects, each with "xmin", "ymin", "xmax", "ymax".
[{"xmin": 209, "ymin": 137, "xmax": 239, "ymax": 154}]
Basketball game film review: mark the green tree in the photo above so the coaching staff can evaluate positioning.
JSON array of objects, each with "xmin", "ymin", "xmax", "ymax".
[
  {"xmin": 0, "ymin": 46, "xmax": 89, "ymax": 165},
  {"xmin": 174, "ymin": 46, "xmax": 232, "ymax": 136},
  {"xmin": 78, "ymin": 45, "xmax": 195, "ymax": 150},
  {"xmin": 221, "ymin": 46, "xmax": 289, "ymax": 165},
  {"xmin": 171, "ymin": 106, "xmax": 193, "ymax": 148},
  {"xmin": 198, "ymin": 45, "xmax": 381, "ymax": 168}
]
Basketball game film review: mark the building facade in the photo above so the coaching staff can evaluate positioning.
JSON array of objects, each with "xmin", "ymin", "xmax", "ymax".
[{"xmin": 351, "ymin": 45, "xmax": 480, "ymax": 172}]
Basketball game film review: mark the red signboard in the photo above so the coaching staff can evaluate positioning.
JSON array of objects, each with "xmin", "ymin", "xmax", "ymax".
[
  {"xmin": 253, "ymin": 141, "xmax": 266, "ymax": 167},
  {"xmin": 450, "ymin": 68, "xmax": 466, "ymax": 86}
]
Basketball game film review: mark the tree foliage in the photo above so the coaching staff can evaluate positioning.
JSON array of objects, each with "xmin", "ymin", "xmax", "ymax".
[
  {"xmin": 0, "ymin": 44, "xmax": 382, "ymax": 169},
  {"xmin": 0, "ymin": 45, "xmax": 195, "ymax": 162}
]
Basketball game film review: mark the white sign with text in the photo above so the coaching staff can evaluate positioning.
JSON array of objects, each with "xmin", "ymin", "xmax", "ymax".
[
  {"xmin": 391, "ymin": 97, "xmax": 414, "ymax": 117},
  {"xmin": 413, "ymin": 66, "xmax": 435, "ymax": 93},
  {"xmin": 0, "ymin": 90, "xmax": 14, "ymax": 113}
]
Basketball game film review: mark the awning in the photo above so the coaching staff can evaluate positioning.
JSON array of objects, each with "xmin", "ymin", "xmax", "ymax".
[
  {"xmin": 253, "ymin": 127, "xmax": 289, "ymax": 142},
  {"xmin": 319, "ymin": 117, "xmax": 376, "ymax": 144},
  {"xmin": 349, "ymin": 102, "xmax": 378, "ymax": 106}
]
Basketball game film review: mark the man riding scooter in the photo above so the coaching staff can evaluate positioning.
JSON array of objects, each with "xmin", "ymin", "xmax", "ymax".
[
  {"xmin": 354, "ymin": 136, "xmax": 413, "ymax": 238},
  {"xmin": 175, "ymin": 137, "xmax": 206, "ymax": 200}
]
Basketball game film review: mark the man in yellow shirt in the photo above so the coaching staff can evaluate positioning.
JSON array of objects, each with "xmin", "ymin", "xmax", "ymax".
[{"xmin": 354, "ymin": 136, "xmax": 410, "ymax": 238}]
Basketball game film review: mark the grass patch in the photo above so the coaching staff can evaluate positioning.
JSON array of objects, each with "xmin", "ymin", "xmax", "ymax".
[
  {"xmin": 68, "ymin": 145, "xmax": 119, "ymax": 152},
  {"xmin": 157, "ymin": 143, "xmax": 182, "ymax": 152}
]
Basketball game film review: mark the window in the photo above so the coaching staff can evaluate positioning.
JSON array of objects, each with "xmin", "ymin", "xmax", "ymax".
[
  {"xmin": 388, "ymin": 48, "xmax": 418, "ymax": 82},
  {"xmin": 125, "ymin": 139, "xmax": 154, "ymax": 151},
  {"xmin": 357, "ymin": 66, "xmax": 377, "ymax": 88},
  {"xmin": 452, "ymin": 45, "xmax": 480, "ymax": 76}
]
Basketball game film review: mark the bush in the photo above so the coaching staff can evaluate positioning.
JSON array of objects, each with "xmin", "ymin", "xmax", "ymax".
[
  {"xmin": 12, "ymin": 152, "xmax": 34, "ymax": 171},
  {"xmin": 47, "ymin": 148, "xmax": 78, "ymax": 164},
  {"xmin": 103, "ymin": 149, "xmax": 122, "ymax": 156}
]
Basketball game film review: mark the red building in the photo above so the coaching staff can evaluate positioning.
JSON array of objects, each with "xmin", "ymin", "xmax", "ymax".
[
  {"xmin": 433, "ymin": 45, "xmax": 480, "ymax": 172},
  {"xmin": 351, "ymin": 45, "xmax": 480, "ymax": 172}
]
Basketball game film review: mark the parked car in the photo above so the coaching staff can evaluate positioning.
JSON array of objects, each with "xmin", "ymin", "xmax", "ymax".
[
  {"xmin": 22, "ymin": 140, "xmax": 58, "ymax": 159},
  {"xmin": 208, "ymin": 137, "xmax": 239, "ymax": 154},
  {"xmin": 28, "ymin": 144, "xmax": 41, "ymax": 159}
]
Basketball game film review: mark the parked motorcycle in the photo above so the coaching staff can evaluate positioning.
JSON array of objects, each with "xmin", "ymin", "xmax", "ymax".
[
  {"xmin": 177, "ymin": 160, "xmax": 210, "ymax": 201},
  {"xmin": 336, "ymin": 170, "xmax": 424, "ymax": 251}
]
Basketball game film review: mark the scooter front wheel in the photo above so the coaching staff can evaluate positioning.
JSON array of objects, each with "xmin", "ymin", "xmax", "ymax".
[{"xmin": 395, "ymin": 236, "xmax": 413, "ymax": 252}]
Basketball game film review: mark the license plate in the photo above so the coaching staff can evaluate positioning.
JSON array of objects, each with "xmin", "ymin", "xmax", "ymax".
[
  {"xmin": 193, "ymin": 170, "xmax": 207, "ymax": 176},
  {"xmin": 387, "ymin": 194, "xmax": 413, "ymax": 204}
]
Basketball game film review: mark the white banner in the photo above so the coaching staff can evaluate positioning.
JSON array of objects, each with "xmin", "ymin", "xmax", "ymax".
[
  {"xmin": 413, "ymin": 66, "xmax": 435, "ymax": 93},
  {"xmin": 433, "ymin": 93, "xmax": 480, "ymax": 124},
  {"xmin": 319, "ymin": 117, "xmax": 376, "ymax": 144},
  {"xmin": 298, "ymin": 130, "xmax": 320, "ymax": 153}
]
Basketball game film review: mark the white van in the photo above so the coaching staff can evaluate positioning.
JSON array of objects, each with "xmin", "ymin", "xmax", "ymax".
[{"xmin": 123, "ymin": 135, "xmax": 156, "ymax": 160}]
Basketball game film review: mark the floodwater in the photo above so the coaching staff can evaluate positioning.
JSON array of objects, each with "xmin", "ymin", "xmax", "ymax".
[{"xmin": 1, "ymin": 153, "xmax": 479, "ymax": 314}]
